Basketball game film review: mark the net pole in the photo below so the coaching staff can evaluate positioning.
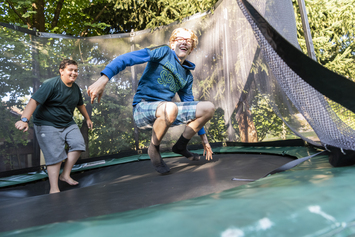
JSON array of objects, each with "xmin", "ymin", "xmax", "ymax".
[
  {"xmin": 296, "ymin": 0, "xmax": 317, "ymax": 61},
  {"xmin": 30, "ymin": 29, "xmax": 41, "ymax": 166},
  {"xmin": 130, "ymin": 30, "xmax": 140, "ymax": 151}
]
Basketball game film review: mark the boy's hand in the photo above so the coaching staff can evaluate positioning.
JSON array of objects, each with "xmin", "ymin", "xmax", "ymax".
[
  {"xmin": 202, "ymin": 142, "xmax": 213, "ymax": 160},
  {"xmin": 86, "ymin": 119, "xmax": 93, "ymax": 130},
  {"xmin": 200, "ymin": 134, "xmax": 213, "ymax": 160},
  {"xmin": 87, "ymin": 75, "xmax": 109, "ymax": 104},
  {"xmin": 15, "ymin": 121, "xmax": 29, "ymax": 132}
]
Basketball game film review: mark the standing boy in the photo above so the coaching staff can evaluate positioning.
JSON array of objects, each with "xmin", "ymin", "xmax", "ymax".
[{"xmin": 15, "ymin": 59, "xmax": 93, "ymax": 193}]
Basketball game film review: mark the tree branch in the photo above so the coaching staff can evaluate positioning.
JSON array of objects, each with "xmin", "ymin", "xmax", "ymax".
[
  {"xmin": 5, "ymin": 0, "xmax": 32, "ymax": 29},
  {"xmin": 80, "ymin": 5, "xmax": 107, "ymax": 37},
  {"xmin": 32, "ymin": 0, "xmax": 45, "ymax": 31},
  {"xmin": 51, "ymin": 0, "xmax": 65, "ymax": 29}
]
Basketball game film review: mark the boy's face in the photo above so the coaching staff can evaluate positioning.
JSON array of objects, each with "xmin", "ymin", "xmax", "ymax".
[
  {"xmin": 60, "ymin": 64, "xmax": 79, "ymax": 86},
  {"xmin": 171, "ymin": 30, "xmax": 194, "ymax": 62}
]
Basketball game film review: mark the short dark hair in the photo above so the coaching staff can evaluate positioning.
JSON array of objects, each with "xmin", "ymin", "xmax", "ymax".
[{"xmin": 59, "ymin": 59, "xmax": 78, "ymax": 70}]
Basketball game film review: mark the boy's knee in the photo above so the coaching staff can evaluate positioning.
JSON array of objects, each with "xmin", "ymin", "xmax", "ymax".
[
  {"xmin": 196, "ymin": 101, "xmax": 215, "ymax": 120},
  {"xmin": 157, "ymin": 102, "xmax": 178, "ymax": 124},
  {"xmin": 67, "ymin": 138, "xmax": 86, "ymax": 152},
  {"xmin": 203, "ymin": 101, "xmax": 215, "ymax": 118},
  {"xmin": 207, "ymin": 101, "xmax": 215, "ymax": 113}
]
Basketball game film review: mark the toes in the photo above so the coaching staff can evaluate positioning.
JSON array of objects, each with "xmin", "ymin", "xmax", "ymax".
[
  {"xmin": 152, "ymin": 159, "xmax": 170, "ymax": 174},
  {"xmin": 59, "ymin": 176, "xmax": 79, "ymax": 185}
]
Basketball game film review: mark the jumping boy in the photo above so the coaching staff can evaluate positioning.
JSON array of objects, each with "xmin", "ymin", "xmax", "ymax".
[{"xmin": 88, "ymin": 28, "xmax": 215, "ymax": 174}]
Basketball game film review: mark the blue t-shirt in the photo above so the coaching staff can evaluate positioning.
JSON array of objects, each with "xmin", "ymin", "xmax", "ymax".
[{"xmin": 101, "ymin": 45, "xmax": 206, "ymax": 135}]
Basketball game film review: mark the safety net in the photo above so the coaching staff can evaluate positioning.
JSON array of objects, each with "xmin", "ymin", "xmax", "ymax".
[{"xmin": 1, "ymin": 0, "xmax": 354, "ymax": 174}]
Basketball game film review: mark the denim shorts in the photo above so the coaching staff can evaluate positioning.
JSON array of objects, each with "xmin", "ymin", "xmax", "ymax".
[
  {"xmin": 133, "ymin": 101, "xmax": 199, "ymax": 130},
  {"xmin": 34, "ymin": 124, "xmax": 85, "ymax": 165}
]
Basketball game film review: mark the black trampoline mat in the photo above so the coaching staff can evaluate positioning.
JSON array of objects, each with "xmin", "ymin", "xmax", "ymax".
[{"xmin": 0, "ymin": 153, "xmax": 294, "ymax": 232}]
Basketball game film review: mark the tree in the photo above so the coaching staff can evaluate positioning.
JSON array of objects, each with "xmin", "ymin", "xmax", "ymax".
[
  {"xmin": 1, "ymin": 0, "xmax": 111, "ymax": 36},
  {"xmin": 101, "ymin": 0, "xmax": 218, "ymax": 34},
  {"xmin": 1, "ymin": 0, "xmax": 218, "ymax": 36},
  {"xmin": 293, "ymin": 0, "xmax": 355, "ymax": 80},
  {"xmin": 293, "ymin": 0, "xmax": 355, "ymax": 129}
]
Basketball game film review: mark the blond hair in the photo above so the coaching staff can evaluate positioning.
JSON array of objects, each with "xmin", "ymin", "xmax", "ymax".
[{"xmin": 169, "ymin": 28, "xmax": 198, "ymax": 51}]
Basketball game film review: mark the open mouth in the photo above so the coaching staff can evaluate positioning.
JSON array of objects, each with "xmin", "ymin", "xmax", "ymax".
[{"xmin": 180, "ymin": 46, "xmax": 188, "ymax": 52}]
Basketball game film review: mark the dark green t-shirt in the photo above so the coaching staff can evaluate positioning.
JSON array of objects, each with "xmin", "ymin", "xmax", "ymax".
[{"xmin": 32, "ymin": 76, "xmax": 84, "ymax": 128}]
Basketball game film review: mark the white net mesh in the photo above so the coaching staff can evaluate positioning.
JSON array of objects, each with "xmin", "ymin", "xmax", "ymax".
[{"xmin": 237, "ymin": 0, "xmax": 355, "ymax": 150}]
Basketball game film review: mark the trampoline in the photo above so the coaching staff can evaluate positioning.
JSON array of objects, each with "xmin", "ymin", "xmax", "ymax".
[
  {"xmin": 0, "ymin": 144, "xmax": 299, "ymax": 232},
  {"xmin": 2, "ymin": 143, "xmax": 350, "ymax": 237}
]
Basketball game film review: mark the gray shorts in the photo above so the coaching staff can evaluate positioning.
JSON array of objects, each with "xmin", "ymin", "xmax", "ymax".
[{"xmin": 34, "ymin": 124, "xmax": 86, "ymax": 165}]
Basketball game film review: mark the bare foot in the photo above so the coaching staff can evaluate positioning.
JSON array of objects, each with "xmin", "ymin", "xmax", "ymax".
[
  {"xmin": 50, "ymin": 189, "xmax": 60, "ymax": 194},
  {"xmin": 59, "ymin": 175, "xmax": 79, "ymax": 185}
]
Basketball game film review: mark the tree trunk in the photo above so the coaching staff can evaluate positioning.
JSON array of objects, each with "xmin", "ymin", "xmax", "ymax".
[
  {"xmin": 234, "ymin": 73, "xmax": 258, "ymax": 143},
  {"xmin": 235, "ymin": 102, "xmax": 258, "ymax": 142},
  {"xmin": 52, "ymin": 0, "xmax": 65, "ymax": 29},
  {"xmin": 32, "ymin": 0, "xmax": 45, "ymax": 32}
]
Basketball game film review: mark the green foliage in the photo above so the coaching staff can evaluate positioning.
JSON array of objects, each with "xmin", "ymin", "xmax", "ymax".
[
  {"xmin": 293, "ymin": 0, "xmax": 355, "ymax": 80},
  {"xmin": 229, "ymin": 94, "xmax": 293, "ymax": 142},
  {"xmin": 0, "ymin": 102, "xmax": 30, "ymax": 170},
  {"xmin": 0, "ymin": 26, "xmax": 33, "ymax": 160},
  {"xmin": 0, "ymin": 0, "xmax": 107, "ymax": 35},
  {"xmin": 328, "ymin": 99, "xmax": 355, "ymax": 130},
  {"xmin": 0, "ymin": 104, "xmax": 29, "ymax": 146},
  {"xmin": 207, "ymin": 108, "xmax": 228, "ymax": 143},
  {"xmin": 107, "ymin": 0, "xmax": 218, "ymax": 33},
  {"xmin": 250, "ymin": 94, "xmax": 292, "ymax": 141},
  {"xmin": 87, "ymin": 87, "xmax": 136, "ymax": 156},
  {"xmin": 293, "ymin": 0, "xmax": 355, "ymax": 129},
  {"xmin": 1, "ymin": 0, "xmax": 218, "ymax": 36}
]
